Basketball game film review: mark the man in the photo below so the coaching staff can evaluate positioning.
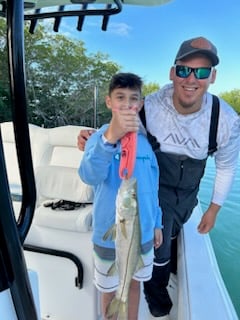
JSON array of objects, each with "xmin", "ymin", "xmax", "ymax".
[{"xmin": 77, "ymin": 37, "xmax": 240, "ymax": 319}]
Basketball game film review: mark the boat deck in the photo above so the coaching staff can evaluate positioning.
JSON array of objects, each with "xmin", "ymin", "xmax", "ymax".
[{"xmin": 1, "ymin": 121, "xmax": 238, "ymax": 320}]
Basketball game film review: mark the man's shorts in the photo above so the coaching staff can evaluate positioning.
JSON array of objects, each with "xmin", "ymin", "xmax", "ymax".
[{"xmin": 93, "ymin": 246, "xmax": 154, "ymax": 293}]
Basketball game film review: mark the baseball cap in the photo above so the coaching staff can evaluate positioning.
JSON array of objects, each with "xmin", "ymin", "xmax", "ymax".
[{"xmin": 174, "ymin": 37, "xmax": 219, "ymax": 66}]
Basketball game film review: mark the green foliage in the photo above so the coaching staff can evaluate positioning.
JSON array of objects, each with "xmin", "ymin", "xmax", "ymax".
[
  {"xmin": 0, "ymin": 84, "xmax": 11, "ymax": 122},
  {"xmin": 0, "ymin": 19, "xmax": 120, "ymax": 127},
  {"xmin": 219, "ymin": 89, "xmax": 240, "ymax": 114},
  {"xmin": 0, "ymin": 19, "xmax": 11, "ymax": 122},
  {"xmin": 23, "ymin": 23, "xmax": 120, "ymax": 127},
  {"xmin": 142, "ymin": 82, "xmax": 160, "ymax": 97},
  {"xmin": 1, "ymin": 18, "xmax": 239, "ymax": 127}
]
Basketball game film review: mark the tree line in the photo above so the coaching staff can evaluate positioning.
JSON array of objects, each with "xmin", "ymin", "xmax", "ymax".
[{"xmin": 0, "ymin": 19, "xmax": 239, "ymax": 128}]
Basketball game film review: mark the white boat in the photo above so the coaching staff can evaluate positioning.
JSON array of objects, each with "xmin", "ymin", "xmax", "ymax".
[
  {"xmin": 0, "ymin": 1, "xmax": 238, "ymax": 319},
  {"xmin": 0, "ymin": 121, "xmax": 238, "ymax": 320}
]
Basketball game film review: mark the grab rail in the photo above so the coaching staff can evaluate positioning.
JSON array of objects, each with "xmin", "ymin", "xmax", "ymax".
[{"xmin": 24, "ymin": 245, "xmax": 84, "ymax": 289}]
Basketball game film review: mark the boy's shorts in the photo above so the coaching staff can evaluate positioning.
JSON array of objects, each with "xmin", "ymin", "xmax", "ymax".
[{"xmin": 93, "ymin": 247, "xmax": 154, "ymax": 293}]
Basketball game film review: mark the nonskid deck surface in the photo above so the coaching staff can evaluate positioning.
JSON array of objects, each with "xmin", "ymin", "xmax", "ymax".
[{"xmin": 39, "ymin": 273, "xmax": 177, "ymax": 320}]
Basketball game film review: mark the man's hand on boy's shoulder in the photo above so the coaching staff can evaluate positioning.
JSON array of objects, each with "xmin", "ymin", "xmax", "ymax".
[{"xmin": 77, "ymin": 129, "xmax": 96, "ymax": 151}]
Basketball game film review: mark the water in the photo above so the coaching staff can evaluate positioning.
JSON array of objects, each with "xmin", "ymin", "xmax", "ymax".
[{"xmin": 199, "ymin": 156, "xmax": 240, "ymax": 318}]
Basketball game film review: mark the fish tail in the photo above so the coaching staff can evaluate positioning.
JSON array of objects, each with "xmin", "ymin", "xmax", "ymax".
[
  {"xmin": 106, "ymin": 297, "xmax": 127, "ymax": 319},
  {"xmin": 118, "ymin": 302, "xmax": 128, "ymax": 320}
]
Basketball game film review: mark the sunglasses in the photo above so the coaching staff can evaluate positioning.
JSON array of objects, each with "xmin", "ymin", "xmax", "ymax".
[{"xmin": 175, "ymin": 65, "xmax": 212, "ymax": 79}]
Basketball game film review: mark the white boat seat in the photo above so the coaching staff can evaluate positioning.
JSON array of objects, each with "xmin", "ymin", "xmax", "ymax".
[
  {"xmin": 31, "ymin": 127, "xmax": 94, "ymax": 233},
  {"xmin": 0, "ymin": 122, "xmax": 43, "ymax": 194},
  {"xmin": 35, "ymin": 165, "xmax": 93, "ymax": 205},
  {"xmin": 33, "ymin": 203, "xmax": 92, "ymax": 233}
]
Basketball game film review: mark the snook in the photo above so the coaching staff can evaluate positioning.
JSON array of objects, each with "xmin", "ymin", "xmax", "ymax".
[{"xmin": 103, "ymin": 177, "xmax": 144, "ymax": 319}]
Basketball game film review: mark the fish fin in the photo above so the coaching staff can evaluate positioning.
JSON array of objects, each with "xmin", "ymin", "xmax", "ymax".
[
  {"xmin": 120, "ymin": 219, "xmax": 127, "ymax": 238},
  {"xmin": 107, "ymin": 262, "xmax": 117, "ymax": 276},
  {"xmin": 102, "ymin": 224, "xmax": 116, "ymax": 241},
  {"xmin": 106, "ymin": 298, "xmax": 127, "ymax": 319}
]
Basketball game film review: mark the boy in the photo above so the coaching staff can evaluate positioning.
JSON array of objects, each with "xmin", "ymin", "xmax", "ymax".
[{"xmin": 79, "ymin": 72, "xmax": 163, "ymax": 319}]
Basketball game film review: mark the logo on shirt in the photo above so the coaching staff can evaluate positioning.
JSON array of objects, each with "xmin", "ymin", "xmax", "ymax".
[
  {"xmin": 115, "ymin": 153, "xmax": 150, "ymax": 161},
  {"xmin": 164, "ymin": 133, "xmax": 200, "ymax": 149}
]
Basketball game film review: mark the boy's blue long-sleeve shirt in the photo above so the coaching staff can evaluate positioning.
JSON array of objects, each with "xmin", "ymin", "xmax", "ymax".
[{"xmin": 79, "ymin": 124, "xmax": 162, "ymax": 252}]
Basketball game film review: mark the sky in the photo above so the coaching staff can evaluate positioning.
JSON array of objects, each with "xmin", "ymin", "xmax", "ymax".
[{"xmin": 55, "ymin": 0, "xmax": 240, "ymax": 95}]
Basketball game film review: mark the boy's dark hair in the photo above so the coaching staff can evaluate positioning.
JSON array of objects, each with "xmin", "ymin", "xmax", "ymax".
[{"xmin": 108, "ymin": 72, "xmax": 143, "ymax": 95}]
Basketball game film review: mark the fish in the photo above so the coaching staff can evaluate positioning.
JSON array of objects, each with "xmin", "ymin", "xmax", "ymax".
[{"xmin": 103, "ymin": 177, "xmax": 144, "ymax": 319}]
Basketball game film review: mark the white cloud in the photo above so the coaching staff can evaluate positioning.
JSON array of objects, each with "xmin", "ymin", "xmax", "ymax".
[
  {"xmin": 107, "ymin": 22, "xmax": 132, "ymax": 37},
  {"xmin": 72, "ymin": 19, "xmax": 132, "ymax": 37}
]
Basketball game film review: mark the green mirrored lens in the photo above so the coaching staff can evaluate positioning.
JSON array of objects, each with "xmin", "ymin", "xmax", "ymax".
[
  {"xmin": 176, "ymin": 66, "xmax": 212, "ymax": 79},
  {"xmin": 195, "ymin": 68, "xmax": 211, "ymax": 79}
]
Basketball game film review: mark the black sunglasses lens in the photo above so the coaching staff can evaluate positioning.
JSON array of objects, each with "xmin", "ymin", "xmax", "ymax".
[
  {"xmin": 176, "ymin": 66, "xmax": 212, "ymax": 79},
  {"xmin": 176, "ymin": 66, "xmax": 190, "ymax": 78}
]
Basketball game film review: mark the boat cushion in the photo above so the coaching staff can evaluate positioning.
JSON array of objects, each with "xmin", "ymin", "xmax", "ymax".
[
  {"xmin": 34, "ymin": 203, "xmax": 92, "ymax": 232},
  {"xmin": 35, "ymin": 165, "xmax": 93, "ymax": 204}
]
